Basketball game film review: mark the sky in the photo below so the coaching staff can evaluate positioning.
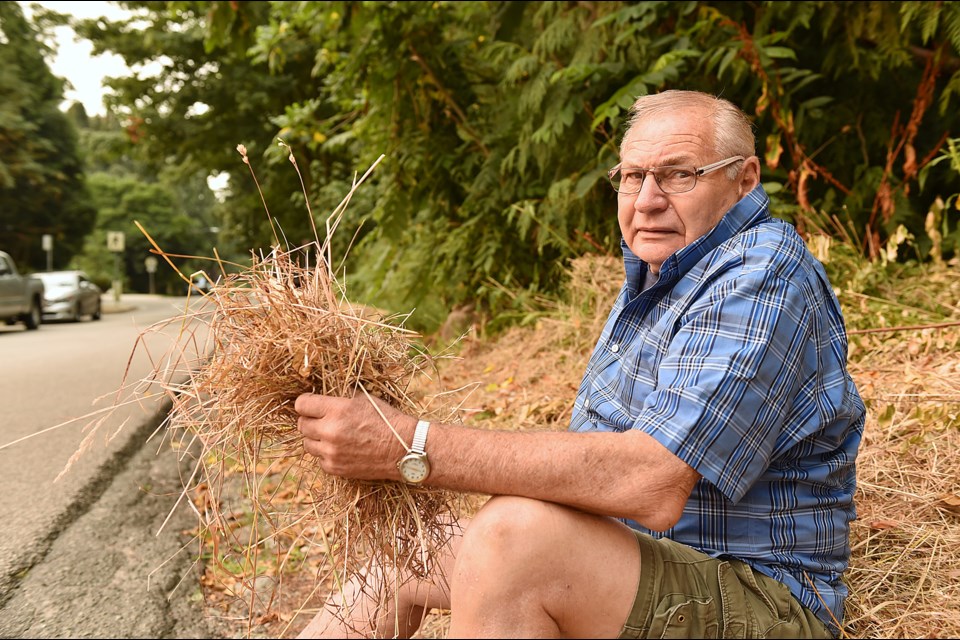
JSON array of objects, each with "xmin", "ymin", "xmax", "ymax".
[{"xmin": 20, "ymin": 1, "xmax": 133, "ymax": 117}]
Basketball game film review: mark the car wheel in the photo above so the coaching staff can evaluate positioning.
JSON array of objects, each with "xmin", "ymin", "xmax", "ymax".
[
  {"xmin": 25, "ymin": 299, "xmax": 41, "ymax": 330},
  {"xmin": 92, "ymin": 301, "xmax": 102, "ymax": 321}
]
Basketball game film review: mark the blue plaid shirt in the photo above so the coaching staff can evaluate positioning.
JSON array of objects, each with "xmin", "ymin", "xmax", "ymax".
[{"xmin": 569, "ymin": 186, "xmax": 865, "ymax": 633}]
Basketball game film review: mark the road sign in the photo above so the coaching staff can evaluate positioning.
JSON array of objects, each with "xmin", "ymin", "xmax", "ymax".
[
  {"xmin": 144, "ymin": 256, "xmax": 159, "ymax": 273},
  {"xmin": 107, "ymin": 231, "xmax": 125, "ymax": 252}
]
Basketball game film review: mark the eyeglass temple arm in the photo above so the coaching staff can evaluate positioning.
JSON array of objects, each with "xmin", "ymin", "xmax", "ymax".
[{"xmin": 696, "ymin": 155, "xmax": 745, "ymax": 176}]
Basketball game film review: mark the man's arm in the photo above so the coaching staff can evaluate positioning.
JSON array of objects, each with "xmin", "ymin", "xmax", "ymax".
[{"xmin": 295, "ymin": 393, "xmax": 700, "ymax": 532}]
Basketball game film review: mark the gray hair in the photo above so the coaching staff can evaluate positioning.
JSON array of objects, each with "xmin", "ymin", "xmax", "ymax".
[{"xmin": 624, "ymin": 90, "xmax": 756, "ymax": 178}]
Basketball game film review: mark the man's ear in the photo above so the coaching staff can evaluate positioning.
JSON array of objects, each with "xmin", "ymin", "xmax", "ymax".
[{"xmin": 740, "ymin": 156, "xmax": 762, "ymax": 196}]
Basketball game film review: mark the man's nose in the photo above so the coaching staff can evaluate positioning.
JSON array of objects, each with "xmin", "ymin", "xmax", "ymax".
[{"xmin": 634, "ymin": 172, "xmax": 668, "ymax": 210}]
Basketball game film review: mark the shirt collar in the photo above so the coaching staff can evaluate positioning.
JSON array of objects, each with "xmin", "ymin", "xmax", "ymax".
[{"xmin": 621, "ymin": 185, "xmax": 771, "ymax": 291}]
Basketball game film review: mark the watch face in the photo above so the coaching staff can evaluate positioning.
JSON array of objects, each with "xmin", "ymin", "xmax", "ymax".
[{"xmin": 399, "ymin": 454, "xmax": 430, "ymax": 483}]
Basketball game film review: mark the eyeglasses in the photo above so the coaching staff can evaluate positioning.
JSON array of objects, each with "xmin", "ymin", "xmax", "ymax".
[{"xmin": 607, "ymin": 156, "xmax": 745, "ymax": 195}]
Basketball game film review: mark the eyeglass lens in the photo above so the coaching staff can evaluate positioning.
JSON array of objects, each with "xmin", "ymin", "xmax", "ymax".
[{"xmin": 613, "ymin": 167, "xmax": 698, "ymax": 194}]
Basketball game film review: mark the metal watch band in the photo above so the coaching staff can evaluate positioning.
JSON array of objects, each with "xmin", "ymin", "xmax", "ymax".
[{"xmin": 411, "ymin": 419, "xmax": 430, "ymax": 455}]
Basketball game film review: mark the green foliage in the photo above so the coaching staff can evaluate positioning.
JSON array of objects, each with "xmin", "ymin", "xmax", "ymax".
[
  {"xmin": 73, "ymin": 167, "xmax": 218, "ymax": 294},
  {"xmin": 0, "ymin": 2, "xmax": 95, "ymax": 270},
  {"xmin": 74, "ymin": 0, "xmax": 320, "ymax": 254},
  {"xmin": 917, "ymin": 138, "xmax": 960, "ymax": 260},
  {"xmin": 920, "ymin": 137, "xmax": 960, "ymax": 205},
  {"xmin": 69, "ymin": 0, "xmax": 960, "ymax": 332}
]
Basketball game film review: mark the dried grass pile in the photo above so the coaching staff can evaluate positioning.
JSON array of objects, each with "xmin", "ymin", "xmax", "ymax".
[
  {"xmin": 187, "ymin": 249, "xmax": 464, "ymax": 613},
  {"xmin": 840, "ymin": 297, "xmax": 960, "ymax": 639},
  {"xmin": 71, "ymin": 147, "xmax": 467, "ymax": 634}
]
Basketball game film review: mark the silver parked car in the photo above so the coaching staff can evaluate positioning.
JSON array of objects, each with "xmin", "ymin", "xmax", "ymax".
[{"xmin": 36, "ymin": 270, "xmax": 102, "ymax": 322}]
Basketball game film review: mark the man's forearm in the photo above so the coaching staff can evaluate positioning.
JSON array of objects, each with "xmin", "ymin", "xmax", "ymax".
[{"xmin": 424, "ymin": 423, "xmax": 699, "ymax": 532}]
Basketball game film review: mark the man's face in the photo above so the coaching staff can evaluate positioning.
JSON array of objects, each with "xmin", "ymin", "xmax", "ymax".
[{"xmin": 617, "ymin": 109, "xmax": 750, "ymax": 274}]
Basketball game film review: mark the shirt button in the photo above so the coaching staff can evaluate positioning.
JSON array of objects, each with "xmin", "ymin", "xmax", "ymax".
[
  {"xmin": 584, "ymin": 398, "xmax": 590, "ymax": 408},
  {"xmin": 611, "ymin": 343, "xmax": 620, "ymax": 353}
]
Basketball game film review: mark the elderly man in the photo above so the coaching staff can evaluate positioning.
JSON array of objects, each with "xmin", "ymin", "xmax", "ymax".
[{"xmin": 295, "ymin": 90, "xmax": 865, "ymax": 639}]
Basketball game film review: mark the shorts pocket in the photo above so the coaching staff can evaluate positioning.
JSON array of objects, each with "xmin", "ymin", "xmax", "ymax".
[
  {"xmin": 648, "ymin": 594, "xmax": 719, "ymax": 639},
  {"xmin": 717, "ymin": 561, "xmax": 752, "ymax": 638}
]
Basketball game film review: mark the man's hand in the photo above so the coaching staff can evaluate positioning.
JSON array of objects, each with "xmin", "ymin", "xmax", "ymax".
[{"xmin": 295, "ymin": 392, "xmax": 417, "ymax": 481}]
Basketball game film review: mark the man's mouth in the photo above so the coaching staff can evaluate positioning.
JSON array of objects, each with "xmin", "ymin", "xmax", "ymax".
[{"xmin": 636, "ymin": 227, "xmax": 675, "ymax": 235}]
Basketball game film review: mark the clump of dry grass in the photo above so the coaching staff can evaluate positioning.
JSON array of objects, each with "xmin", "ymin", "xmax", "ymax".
[
  {"xmin": 65, "ymin": 146, "xmax": 468, "ymax": 635},
  {"xmin": 170, "ymin": 244, "xmax": 466, "ymax": 630}
]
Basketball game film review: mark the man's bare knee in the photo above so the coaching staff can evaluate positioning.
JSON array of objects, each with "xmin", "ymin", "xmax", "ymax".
[{"xmin": 457, "ymin": 496, "xmax": 558, "ymax": 568}]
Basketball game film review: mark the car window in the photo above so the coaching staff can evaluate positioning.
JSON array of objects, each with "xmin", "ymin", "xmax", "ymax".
[{"xmin": 39, "ymin": 274, "xmax": 78, "ymax": 287}]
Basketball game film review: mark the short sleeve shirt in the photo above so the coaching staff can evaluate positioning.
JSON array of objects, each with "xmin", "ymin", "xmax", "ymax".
[{"xmin": 569, "ymin": 186, "xmax": 865, "ymax": 634}]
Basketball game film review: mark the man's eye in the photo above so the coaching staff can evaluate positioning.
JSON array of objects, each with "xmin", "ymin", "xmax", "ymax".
[
  {"xmin": 622, "ymin": 170, "xmax": 643, "ymax": 183},
  {"xmin": 662, "ymin": 168, "xmax": 693, "ymax": 180}
]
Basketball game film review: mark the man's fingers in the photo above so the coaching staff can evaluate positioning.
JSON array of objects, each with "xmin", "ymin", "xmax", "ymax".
[
  {"xmin": 296, "ymin": 414, "xmax": 310, "ymax": 435},
  {"xmin": 295, "ymin": 392, "xmax": 359, "ymax": 418},
  {"xmin": 302, "ymin": 435, "xmax": 322, "ymax": 458},
  {"xmin": 295, "ymin": 392, "xmax": 340, "ymax": 417},
  {"xmin": 294, "ymin": 392, "xmax": 318, "ymax": 416}
]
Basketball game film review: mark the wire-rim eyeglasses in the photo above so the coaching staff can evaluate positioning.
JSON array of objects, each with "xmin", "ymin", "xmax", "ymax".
[{"xmin": 608, "ymin": 155, "xmax": 745, "ymax": 195}]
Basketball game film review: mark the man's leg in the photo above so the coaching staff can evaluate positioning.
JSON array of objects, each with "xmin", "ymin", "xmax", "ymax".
[
  {"xmin": 297, "ymin": 495, "xmax": 640, "ymax": 639},
  {"xmin": 448, "ymin": 495, "xmax": 641, "ymax": 639},
  {"xmin": 295, "ymin": 522, "xmax": 464, "ymax": 639}
]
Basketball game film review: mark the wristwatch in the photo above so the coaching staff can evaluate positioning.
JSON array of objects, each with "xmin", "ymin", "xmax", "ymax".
[{"xmin": 397, "ymin": 419, "xmax": 431, "ymax": 484}]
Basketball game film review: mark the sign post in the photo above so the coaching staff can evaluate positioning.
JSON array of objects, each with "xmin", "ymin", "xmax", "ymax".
[
  {"xmin": 106, "ymin": 231, "xmax": 125, "ymax": 302},
  {"xmin": 144, "ymin": 255, "xmax": 158, "ymax": 295},
  {"xmin": 42, "ymin": 234, "xmax": 53, "ymax": 271}
]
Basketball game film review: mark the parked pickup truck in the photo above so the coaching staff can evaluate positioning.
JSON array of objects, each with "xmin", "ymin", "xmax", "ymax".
[{"xmin": 0, "ymin": 250, "xmax": 45, "ymax": 330}]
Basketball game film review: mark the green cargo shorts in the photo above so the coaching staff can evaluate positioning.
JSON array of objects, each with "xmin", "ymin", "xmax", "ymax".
[{"xmin": 618, "ymin": 531, "xmax": 836, "ymax": 639}]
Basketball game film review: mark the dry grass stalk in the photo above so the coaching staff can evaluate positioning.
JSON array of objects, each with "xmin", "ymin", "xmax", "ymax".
[{"xmin": 66, "ymin": 148, "xmax": 468, "ymax": 634}]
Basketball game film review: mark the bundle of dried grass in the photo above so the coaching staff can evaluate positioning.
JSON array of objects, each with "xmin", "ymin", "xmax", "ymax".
[{"xmin": 69, "ymin": 146, "xmax": 467, "ymax": 633}]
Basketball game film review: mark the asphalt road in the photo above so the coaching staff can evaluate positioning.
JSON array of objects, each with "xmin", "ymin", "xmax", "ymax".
[{"xmin": 0, "ymin": 294, "xmax": 225, "ymax": 638}]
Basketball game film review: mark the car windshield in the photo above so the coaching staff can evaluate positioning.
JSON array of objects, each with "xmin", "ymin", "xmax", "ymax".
[{"xmin": 39, "ymin": 274, "xmax": 79, "ymax": 288}]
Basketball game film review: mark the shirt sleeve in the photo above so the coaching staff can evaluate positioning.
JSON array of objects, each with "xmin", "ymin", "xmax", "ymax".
[{"xmin": 632, "ymin": 268, "xmax": 812, "ymax": 503}]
